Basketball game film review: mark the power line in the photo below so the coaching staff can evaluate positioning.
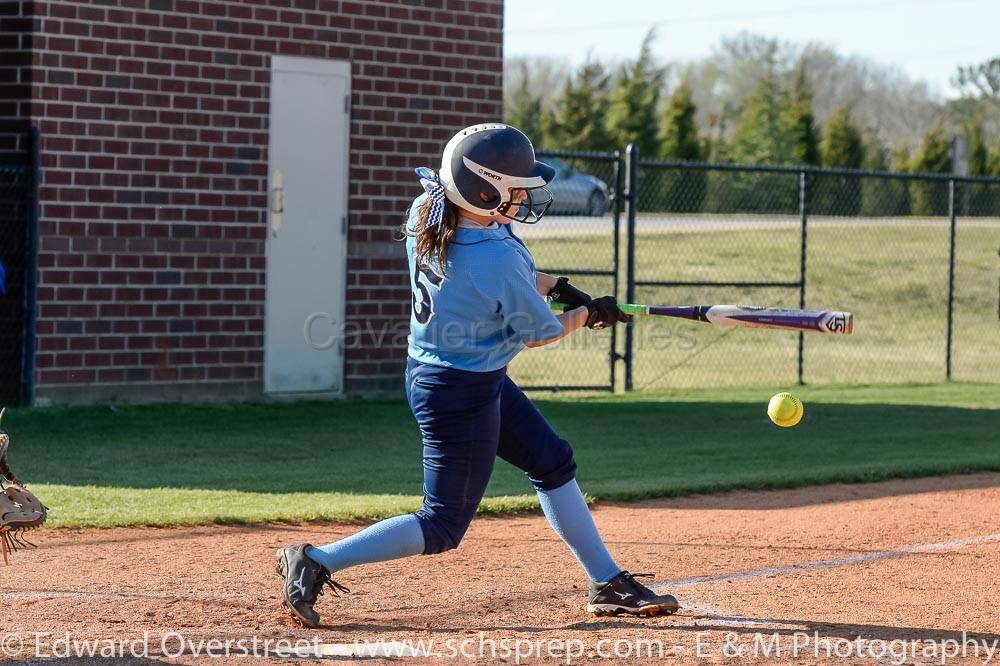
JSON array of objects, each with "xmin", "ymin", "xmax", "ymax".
[
  {"xmin": 507, "ymin": 0, "xmax": 988, "ymax": 35},
  {"xmin": 880, "ymin": 43, "xmax": 997, "ymax": 61}
]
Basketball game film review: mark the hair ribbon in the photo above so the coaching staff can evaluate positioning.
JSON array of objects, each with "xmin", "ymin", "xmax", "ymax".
[{"xmin": 415, "ymin": 167, "xmax": 446, "ymax": 231}]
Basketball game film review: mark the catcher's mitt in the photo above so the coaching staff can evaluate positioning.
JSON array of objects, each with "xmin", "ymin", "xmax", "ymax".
[{"xmin": 0, "ymin": 408, "xmax": 47, "ymax": 564}]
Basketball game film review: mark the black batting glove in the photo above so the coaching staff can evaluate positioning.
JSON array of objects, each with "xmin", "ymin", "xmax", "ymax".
[
  {"xmin": 548, "ymin": 276, "xmax": 592, "ymax": 311},
  {"xmin": 585, "ymin": 296, "xmax": 632, "ymax": 330}
]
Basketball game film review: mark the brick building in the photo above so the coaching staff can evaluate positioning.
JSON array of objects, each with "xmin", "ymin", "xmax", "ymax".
[{"xmin": 0, "ymin": 0, "xmax": 504, "ymax": 404}]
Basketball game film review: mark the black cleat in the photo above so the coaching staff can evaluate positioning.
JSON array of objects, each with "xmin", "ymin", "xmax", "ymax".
[
  {"xmin": 587, "ymin": 571, "xmax": 680, "ymax": 617},
  {"xmin": 275, "ymin": 543, "xmax": 349, "ymax": 628}
]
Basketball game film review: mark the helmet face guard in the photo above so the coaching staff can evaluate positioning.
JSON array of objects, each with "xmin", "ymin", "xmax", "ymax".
[
  {"xmin": 439, "ymin": 124, "xmax": 556, "ymax": 224},
  {"xmin": 498, "ymin": 185, "xmax": 553, "ymax": 224}
]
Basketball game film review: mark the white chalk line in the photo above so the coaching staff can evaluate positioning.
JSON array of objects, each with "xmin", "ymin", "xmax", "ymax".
[
  {"xmin": 652, "ymin": 532, "xmax": 1000, "ymax": 594},
  {"xmin": 0, "ymin": 589, "xmax": 243, "ymax": 602}
]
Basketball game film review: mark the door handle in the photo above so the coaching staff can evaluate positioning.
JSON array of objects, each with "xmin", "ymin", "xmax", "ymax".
[{"xmin": 270, "ymin": 170, "xmax": 285, "ymax": 237}]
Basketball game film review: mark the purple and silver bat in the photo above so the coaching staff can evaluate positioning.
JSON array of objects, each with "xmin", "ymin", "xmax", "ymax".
[{"xmin": 620, "ymin": 304, "xmax": 854, "ymax": 335}]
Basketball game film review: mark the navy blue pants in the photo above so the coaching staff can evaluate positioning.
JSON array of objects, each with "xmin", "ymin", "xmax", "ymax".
[{"xmin": 405, "ymin": 358, "xmax": 577, "ymax": 554}]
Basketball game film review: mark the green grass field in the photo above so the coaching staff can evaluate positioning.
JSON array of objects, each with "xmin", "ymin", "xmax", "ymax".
[
  {"xmin": 7, "ymin": 383, "xmax": 998, "ymax": 528},
  {"xmin": 511, "ymin": 217, "xmax": 1000, "ymax": 389}
]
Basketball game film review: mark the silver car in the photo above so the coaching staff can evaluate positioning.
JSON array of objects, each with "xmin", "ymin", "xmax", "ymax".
[{"xmin": 543, "ymin": 158, "xmax": 610, "ymax": 216}]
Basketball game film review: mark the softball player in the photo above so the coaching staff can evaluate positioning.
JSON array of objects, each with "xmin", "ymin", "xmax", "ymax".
[{"xmin": 277, "ymin": 124, "xmax": 679, "ymax": 628}]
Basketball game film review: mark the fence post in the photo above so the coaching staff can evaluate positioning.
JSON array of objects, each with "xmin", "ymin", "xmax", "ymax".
[
  {"xmin": 797, "ymin": 170, "xmax": 808, "ymax": 385},
  {"xmin": 624, "ymin": 143, "xmax": 638, "ymax": 391},
  {"xmin": 946, "ymin": 178, "xmax": 956, "ymax": 381},
  {"xmin": 610, "ymin": 150, "xmax": 622, "ymax": 392},
  {"xmin": 20, "ymin": 126, "xmax": 40, "ymax": 406}
]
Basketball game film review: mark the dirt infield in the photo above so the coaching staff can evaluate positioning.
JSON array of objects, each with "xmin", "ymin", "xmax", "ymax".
[{"xmin": 3, "ymin": 473, "xmax": 1000, "ymax": 664}]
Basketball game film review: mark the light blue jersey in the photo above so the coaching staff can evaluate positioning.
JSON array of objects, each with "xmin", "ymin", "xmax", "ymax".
[{"xmin": 405, "ymin": 194, "xmax": 563, "ymax": 372}]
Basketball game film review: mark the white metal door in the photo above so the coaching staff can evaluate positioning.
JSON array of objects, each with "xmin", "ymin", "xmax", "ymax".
[{"xmin": 264, "ymin": 56, "xmax": 350, "ymax": 394}]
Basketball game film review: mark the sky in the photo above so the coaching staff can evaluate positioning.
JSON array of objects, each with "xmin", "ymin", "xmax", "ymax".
[{"xmin": 503, "ymin": 0, "xmax": 999, "ymax": 99}]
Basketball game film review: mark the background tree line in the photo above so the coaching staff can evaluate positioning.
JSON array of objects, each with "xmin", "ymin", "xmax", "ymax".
[{"xmin": 504, "ymin": 33, "xmax": 1000, "ymax": 216}]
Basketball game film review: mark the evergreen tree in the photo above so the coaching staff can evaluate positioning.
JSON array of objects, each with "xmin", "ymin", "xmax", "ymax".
[
  {"xmin": 657, "ymin": 81, "xmax": 705, "ymax": 212},
  {"xmin": 820, "ymin": 105, "xmax": 865, "ymax": 169},
  {"xmin": 660, "ymin": 81, "xmax": 701, "ymax": 160},
  {"xmin": 890, "ymin": 144, "xmax": 911, "ymax": 172},
  {"xmin": 859, "ymin": 133, "xmax": 903, "ymax": 216},
  {"xmin": 814, "ymin": 104, "xmax": 865, "ymax": 215},
  {"xmin": 700, "ymin": 135, "xmax": 717, "ymax": 163},
  {"xmin": 967, "ymin": 115, "xmax": 989, "ymax": 176},
  {"xmin": 503, "ymin": 61, "xmax": 544, "ymax": 148},
  {"xmin": 605, "ymin": 30, "xmax": 665, "ymax": 156},
  {"xmin": 881, "ymin": 143, "xmax": 912, "ymax": 216},
  {"xmin": 965, "ymin": 114, "xmax": 994, "ymax": 215},
  {"xmin": 702, "ymin": 109, "xmax": 728, "ymax": 163},
  {"xmin": 861, "ymin": 133, "xmax": 888, "ymax": 171},
  {"xmin": 542, "ymin": 59, "xmax": 613, "ymax": 152},
  {"xmin": 783, "ymin": 65, "xmax": 820, "ymax": 166},
  {"xmin": 728, "ymin": 71, "xmax": 794, "ymax": 166},
  {"xmin": 727, "ymin": 70, "xmax": 796, "ymax": 212},
  {"xmin": 911, "ymin": 120, "xmax": 952, "ymax": 173},
  {"xmin": 910, "ymin": 120, "xmax": 952, "ymax": 216}
]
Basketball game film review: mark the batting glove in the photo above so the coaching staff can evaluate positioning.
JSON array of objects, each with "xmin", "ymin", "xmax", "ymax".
[{"xmin": 585, "ymin": 296, "xmax": 632, "ymax": 330}]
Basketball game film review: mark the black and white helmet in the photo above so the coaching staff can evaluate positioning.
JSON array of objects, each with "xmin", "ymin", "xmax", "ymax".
[{"xmin": 439, "ymin": 123, "xmax": 555, "ymax": 224}]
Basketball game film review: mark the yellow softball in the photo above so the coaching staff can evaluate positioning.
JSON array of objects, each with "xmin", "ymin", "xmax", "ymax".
[{"xmin": 767, "ymin": 392, "xmax": 803, "ymax": 428}]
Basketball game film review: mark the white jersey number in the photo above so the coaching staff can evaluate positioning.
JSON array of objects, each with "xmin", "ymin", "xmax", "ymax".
[{"xmin": 412, "ymin": 263, "xmax": 443, "ymax": 325}]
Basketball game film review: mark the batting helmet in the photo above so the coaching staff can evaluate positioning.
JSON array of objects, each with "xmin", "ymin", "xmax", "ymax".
[{"xmin": 439, "ymin": 123, "xmax": 555, "ymax": 224}]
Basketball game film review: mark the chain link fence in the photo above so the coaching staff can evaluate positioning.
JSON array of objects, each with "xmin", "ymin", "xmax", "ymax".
[
  {"xmin": 509, "ymin": 146, "xmax": 1000, "ymax": 391},
  {"xmin": 627, "ymin": 161, "xmax": 805, "ymax": 390},
  {"xmin": 952, "ymin": 178, "xmax": 1000, "ymax": 383},
  {"xmin": 508, "ymin": 150, "xmax": 623, "ymax": 390},
  {"xmin": 0, "ymin": 131, "xmax": 37, "ymax": 405}
]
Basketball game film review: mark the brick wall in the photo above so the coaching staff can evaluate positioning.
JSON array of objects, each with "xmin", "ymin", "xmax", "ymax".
[
  {"xmin": 0, "ymin": 1, "xmax": 33, "ymax": 161},
  {"xmin": 17, "ymin": 0, "xmax": 503, "ymax": 403}
]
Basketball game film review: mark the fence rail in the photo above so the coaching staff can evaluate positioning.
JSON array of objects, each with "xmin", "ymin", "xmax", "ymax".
[{"xmin": 509, "ymin": 144, "xmax": 1000, "ymax": 392}]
